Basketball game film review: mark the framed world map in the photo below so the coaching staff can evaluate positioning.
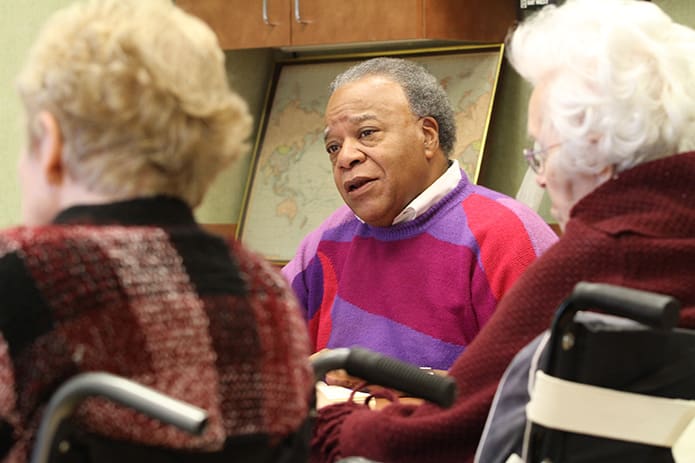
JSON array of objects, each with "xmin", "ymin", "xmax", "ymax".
[{"xmin": 237, "ymin": 44, "xmax": 504, "ymax": 265}]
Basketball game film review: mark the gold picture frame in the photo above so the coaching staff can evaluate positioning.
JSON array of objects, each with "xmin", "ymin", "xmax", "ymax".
[{"xmin": 237, "ymin": 44, "xmax": 505, "ymax": 265}]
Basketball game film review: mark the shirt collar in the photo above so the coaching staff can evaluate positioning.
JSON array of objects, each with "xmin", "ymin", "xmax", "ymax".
[
  {"xmin": 53, "ymin": 195, "xmax": 196, "ymax": 227},
  {"xmin": 391, "ymin": 159, "xmax": 462, "ymax": 225}
]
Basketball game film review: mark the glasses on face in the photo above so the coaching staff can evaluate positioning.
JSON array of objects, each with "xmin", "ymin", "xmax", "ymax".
[{"xmin": 522, "ymin": 141, "xmax": 562, "ymax": 174}]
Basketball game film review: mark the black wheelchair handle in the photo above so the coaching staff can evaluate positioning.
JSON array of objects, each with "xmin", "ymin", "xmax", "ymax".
[
  {"xmin": 554, "ymin": 281, "xmax": 681, "ymax": 332},
  {"xmin": 312, "ymin": 347, "xmax": 457, "ymax": 408},
  {"xmin": 30, "ymin": 372, "xmax": 208, "ymax": 463}
]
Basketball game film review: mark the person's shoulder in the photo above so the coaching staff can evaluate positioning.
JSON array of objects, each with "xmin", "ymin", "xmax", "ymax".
[
  {"xmin": 461, "ymin": 185, "xmax": 553, "ymax": 231},
  {"xmin": 0, "ymin": 224, "xmax": 176, "ymax": 263},
  {"xmin": 230, "ymin": 238, "xmax": 272, "ymax": 270},
  {"xmin": 0, "ymin": 227, "xmax": 61, "ymax": 297},
  {"xmin": 298, "ymin": 204, "xmax": 361, "ymax": 245},
  {"xmin": 456, "ymin": 185, "xmax": 558, "ymax": 254},
  {"xmin": 229, "ymin": 240, "xmax": 312, "ymax": 346},
  {"xmin": 0, "ymin": 225, "xmax": 58, "ymax": 255},
  {"xmin": 527, "ymin": 223, "xmax": 615, "ymax": 277},
  {"xmin": 320, "ymin": 204, "xmax": 359, "ymax": 229},
  {"xmin": 0, "ymin": 227, "xmax": 27, "ymax": 271},
  {"xmin": 230, "ymin": 239, "xmax": 292, "ymax": 292},
  {"xmin": 284, "ymin": 204, "xmax": 362, "ymax": 278},
  {"xmin": 464, "ymin": 184, "xmax": 540, "ymax": 215}
]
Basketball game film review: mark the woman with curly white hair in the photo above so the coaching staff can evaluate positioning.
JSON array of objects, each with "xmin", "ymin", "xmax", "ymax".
[
  {"xmin": 2, "ymin": 0, "xmax": 314, "ymax": 462},
  {"xmin": 475, "ymin": 0, "xmax": 695, "ymax": 461},
  {"xmin": 310, "ymin": 1, "xmax": 695, "ymax": 462}
]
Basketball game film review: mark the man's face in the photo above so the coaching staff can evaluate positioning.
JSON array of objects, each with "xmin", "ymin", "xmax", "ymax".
[{"xmin": 324, "ymin": 75, "xmax": 436, "ymax": 227}]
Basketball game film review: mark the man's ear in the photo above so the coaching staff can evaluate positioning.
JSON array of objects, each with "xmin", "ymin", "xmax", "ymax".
[
  {"xmin": 36, "ymin": 111, "xmax": 65, "ymax": 186},
  {"xmin": 421, "ymin": 116, "xmax": 440, "ymax": 159}
]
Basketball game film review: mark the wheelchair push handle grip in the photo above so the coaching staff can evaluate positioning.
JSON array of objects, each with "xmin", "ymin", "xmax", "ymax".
[
  {"xmin": 31, "ymin": 372, "xmax": 208, "ymax": 463},
  {"xmin": 568, "ymin": 282, "xmax": 681, "ymax": 329},
  {"xmin": 344, "ymin": 348, "xmax": 457, "ymax": 408}
]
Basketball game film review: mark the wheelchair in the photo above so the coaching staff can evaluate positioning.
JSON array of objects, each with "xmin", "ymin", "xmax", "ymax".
[
  {"xmin": 477, "ymin": 281, "xmax": 695, "ymax": 463},
  {"xmin": 29, "ymin": 373, "xmax": 208, "ymax": 463},
  {"xmin": 31, "ymin": 348, "xmax": 456, "ymax": 463}
]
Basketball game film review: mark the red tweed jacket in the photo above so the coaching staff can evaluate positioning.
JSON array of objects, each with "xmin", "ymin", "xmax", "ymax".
[{"xmin": 0, "ymin": 196, "xmax": 313, "ymax": 463}]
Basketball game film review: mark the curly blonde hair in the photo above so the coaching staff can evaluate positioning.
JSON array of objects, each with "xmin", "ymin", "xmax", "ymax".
[{"xmin": 17, "ymin": 0, "xmax": 251, "ymax": 207}]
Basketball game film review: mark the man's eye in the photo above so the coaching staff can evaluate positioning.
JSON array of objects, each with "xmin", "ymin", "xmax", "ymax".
[
  {"xmin": 360, "ymin": 129, "xmax": 375, "ymax": 138},
  {"xmin": 326, "ymin": 143, "xmax": 340, "ymax": 155}
]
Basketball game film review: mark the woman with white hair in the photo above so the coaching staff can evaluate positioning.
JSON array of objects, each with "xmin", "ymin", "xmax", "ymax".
[
  {"xmin": 310, "ymin": 1, "xmax": 695, "ymax": 462},
  {"xmin": 475, "ymin": 0, "xmax": 695, "ymax": 461},
  {"xmin": 2, "ymin": 0, "xmax": 313, "ymax": 462},
  {"xmin": 499, "ymin": 0, "xmax": 695, "ymax": 319}
]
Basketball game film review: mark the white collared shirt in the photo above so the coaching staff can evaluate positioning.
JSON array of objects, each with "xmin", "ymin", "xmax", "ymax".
[{"xmin": 391, "ymin": 159, "xmax": 462, "ymax": 225}]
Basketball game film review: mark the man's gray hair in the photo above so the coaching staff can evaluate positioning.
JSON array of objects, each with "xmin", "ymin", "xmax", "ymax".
[{"xmin": 329, "ymin": 57, "xmax": 457, "ymax": 157}]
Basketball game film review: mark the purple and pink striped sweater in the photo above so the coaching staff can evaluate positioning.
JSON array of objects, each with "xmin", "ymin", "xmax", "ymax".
[{"xmin": 282, "ymin": 172, "xmax": 558, "ymax": 369}]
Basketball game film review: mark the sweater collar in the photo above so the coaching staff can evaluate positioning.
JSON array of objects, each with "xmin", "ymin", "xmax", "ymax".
[
  {"xmin": 569, "ymin": 151, "xmax": 695, "ymax": 237},
  {"xmin": 52, "ymin": 195, "xmax": 197, "ymax": 227}
]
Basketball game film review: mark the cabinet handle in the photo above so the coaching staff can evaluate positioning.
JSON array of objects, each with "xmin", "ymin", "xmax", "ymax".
[
  {"xmin": 262, "ymin": 0, "xmax": 276, "ymax": 26},
  {"xmin": 293, "ymin": 0, "xmax": 310, "ymax": 24}
]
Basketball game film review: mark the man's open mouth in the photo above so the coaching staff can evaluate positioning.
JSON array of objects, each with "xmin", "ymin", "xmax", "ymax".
[{"xmin": 345, "ymin": 177, "xmax": 374, "ymax": 192}]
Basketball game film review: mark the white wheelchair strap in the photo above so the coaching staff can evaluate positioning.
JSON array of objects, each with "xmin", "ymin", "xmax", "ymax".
[{"xmin": 526, "ymin": 370, "xmax": 695, "ymax": 463}]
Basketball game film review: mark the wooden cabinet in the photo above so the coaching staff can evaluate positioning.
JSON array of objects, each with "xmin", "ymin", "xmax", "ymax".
[
  {"xmin": 177, "ymin": 0, "xmax": 515, "ymax": 50},
  {"xmin": 176, "ymin": 0, "xmax": 291, "ymax": 49}
]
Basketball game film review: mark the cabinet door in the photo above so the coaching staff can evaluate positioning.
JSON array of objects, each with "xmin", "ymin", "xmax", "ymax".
[
  {"xmin": 424, "ymin": 0, "xmax": 516, "ymax": 43},
  {"xmin": 290, "ymin": 0, "xmax": 423, "ymax": 46},
  {"xmin": 177, "ymin": 0, "xmax": 291, "ymax": 49}
]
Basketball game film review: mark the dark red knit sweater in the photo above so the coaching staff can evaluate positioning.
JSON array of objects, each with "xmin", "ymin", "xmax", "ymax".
[{"xmin": 312, "ymin": 151, "xmax": 695, "ymax": 463}]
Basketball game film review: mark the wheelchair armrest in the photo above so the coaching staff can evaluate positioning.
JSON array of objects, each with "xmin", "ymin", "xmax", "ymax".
[
  {"xmin": 553, "ymin": 282, "xmax": 681, "ymax": 332},
  {"xmin": 312, "ymin": 347, "xmax": 457, "ymax": 408},
  {"xmin": 30, "ymin": 372, "xmax": 208, "ymax": 463},
  {"xmin": 545, "ymin": 282, "xmax": 682, "ymax": 375}
]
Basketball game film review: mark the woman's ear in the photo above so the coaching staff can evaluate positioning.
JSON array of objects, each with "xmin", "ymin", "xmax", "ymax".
[
  {"xmin": 421, "ymin": 116, "xmax": 440, "ymax": 158},
  {"xmin": 36, "ymin": 111, "xmax": 65, "ymax": 186},
  {"xmin": 596, "ymin": 163, "xmax": 616, "ymax": 184}
]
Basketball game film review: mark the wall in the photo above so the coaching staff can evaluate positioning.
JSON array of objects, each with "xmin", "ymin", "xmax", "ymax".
[
  {"xmin": 1, "ymin": 0, "xmax": 694, "ymax": 228},
  {"xmin": 188, "ymin": 0, "xmax": 695, "ymax": 229},
  {"xmin": 0, "ymin": 0, "xmax": 74, "ymax": 227},
  {"xmin": 656, "ymin": 0, "xmax": 695, "ymax": 23}
]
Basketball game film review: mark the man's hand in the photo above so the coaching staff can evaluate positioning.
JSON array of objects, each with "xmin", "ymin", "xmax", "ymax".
[{"xmin": 311, "ymin": 349, "xmax": 365, "ymax": 388}]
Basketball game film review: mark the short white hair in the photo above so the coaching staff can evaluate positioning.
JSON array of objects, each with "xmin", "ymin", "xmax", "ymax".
[
  {"xmin": 17, "ymin": 0, "xmax": 251, "ymax": 207},
  {"xmin": 507, "ymin": 0, "xmax": 695, "ymax": 175}
]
